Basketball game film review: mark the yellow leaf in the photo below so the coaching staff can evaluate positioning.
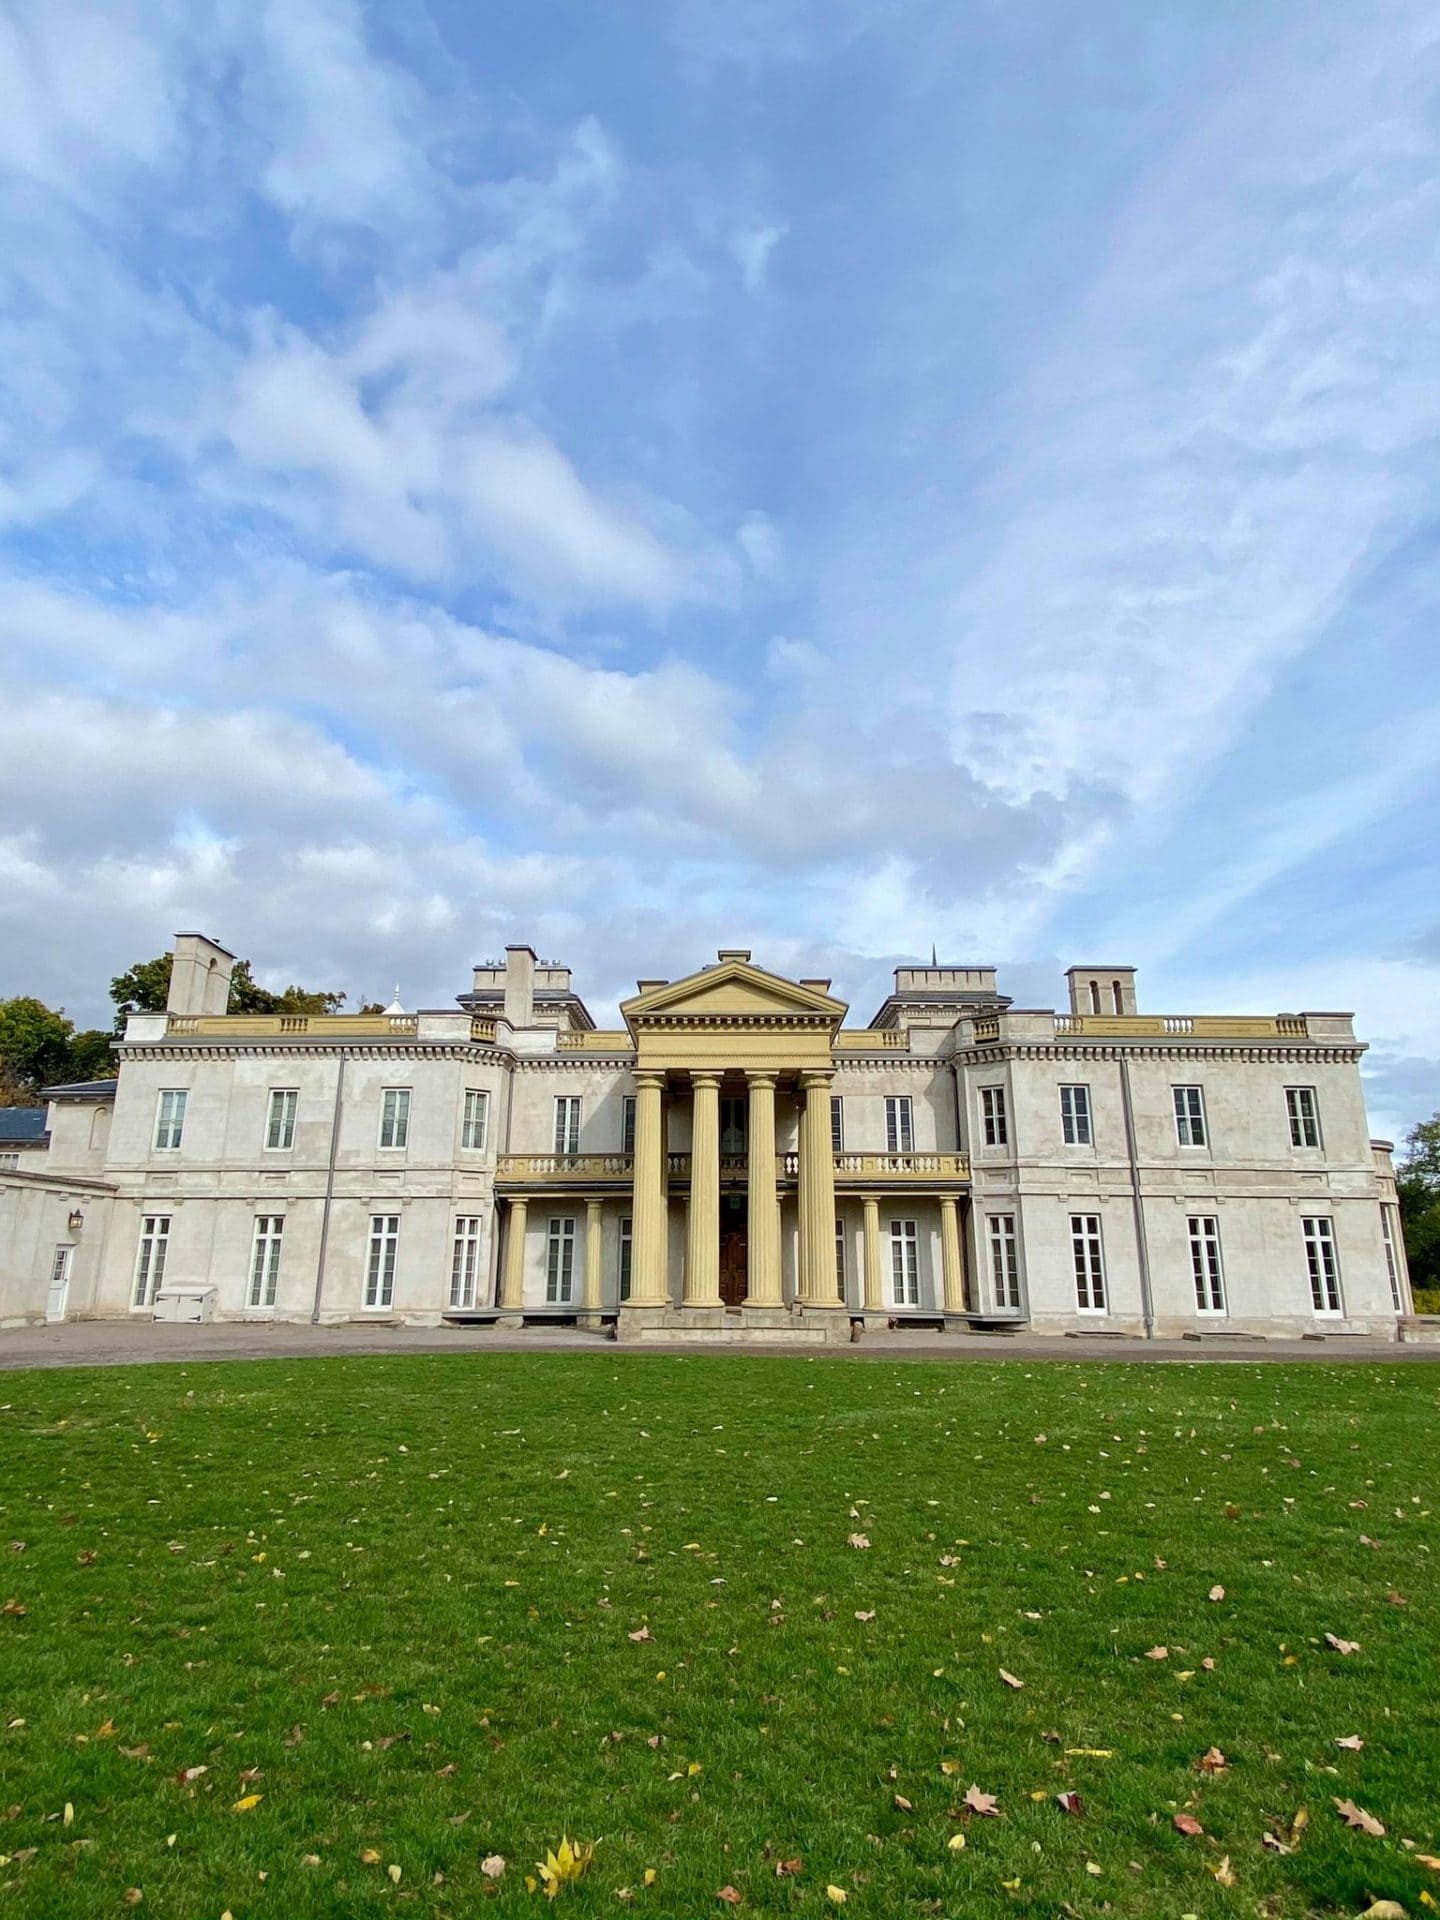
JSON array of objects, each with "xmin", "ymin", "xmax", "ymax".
[
  {"xmin": 826, "ymin": 1886, "xmax": 848, "ymax": 1904},
  {"xmin": 360, "ymin": 1848, "xmax": 382, "ymax": 1865},
  {"xmin": 948, "ymin": 1833, "xmax": 966, "ymax": 1851},
  {"xmin": 1064, "ymin": 1749, "xmax": 1113, "ymax": 1758},
  {"xmin": 387, "ymin": 1864, "xmax": 402, "ymax": 1884},
  {"xmin": 62, "ymin": 1803, "xmax": 73, "ymax": 1826},
  {"xmin": 537, "ymin": 1836, "xmax": 595, "ymax": 1899},
  {"xmin": 643, "ymin": 1868, "xmax": 657, "ymax": 1885},
  {"xmin": 232, "ymin": 1794, "xmax": 262, "ymax": 1813},
  {"xmin": 1002, "ymin": 1878, "xmax": 1021, "ymax": 1891},
  {"xmin": 940, "ymin": 1760, "xmax": 961, "ymax": 1776}
]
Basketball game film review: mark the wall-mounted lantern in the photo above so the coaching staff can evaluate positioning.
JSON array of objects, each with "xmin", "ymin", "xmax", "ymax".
[{"xmin": 67, "ymin": 1209, "xmax": 84, "ymax": 1232}]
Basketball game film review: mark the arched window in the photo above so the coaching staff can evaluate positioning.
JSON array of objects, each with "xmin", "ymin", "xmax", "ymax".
[
  {"xmin": 1089, "ymin": 980, "xmax": 1101, "ymax": 1015},
  {"xmin": 1112, "ymin": 980, "xmax": 1124, "ymax": 1015}
]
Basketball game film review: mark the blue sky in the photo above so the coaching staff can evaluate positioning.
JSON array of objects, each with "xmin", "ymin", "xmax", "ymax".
[{"xmin": 1, "ymin": 0, "xmax": 1437, "ymax": 1137}]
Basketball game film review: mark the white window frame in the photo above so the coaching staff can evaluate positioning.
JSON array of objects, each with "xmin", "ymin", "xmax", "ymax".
[
  {"xmin": 980, "ymin": 1085, "xmax": 1008, "ymax": 1148},
  {"xmin": 154, "ymin": 1088, "xmax": 187, "ymax": 1152},
  {"xmin": 378, "ymin": 1087, "xmax": 411, "ymax": 1151},
  {"xmin": 451, "ymin": 1216, "xmax": 483, "ymax": 1308},
  {"xmin": 365, "ymin": 1214, "xmax": 400, "ymax": 1309},
  {"xmin": 1059, "ymin": 1083, "xmax": 1092, "ymax": 1146},
  {"xmin": 987, "ymin": 1213, "xmax": 1021, "ymax": 1312},
  {"xmin": 1381, "ymin": 1207, "xmax": 1404, "ymax": 1312},
  {"xmin": 831, "ymin": 1096, "xmax": 844, "ymax": 1153},
  {"xmin": 890, "ymin": 1218, "xmax": 920, "ymax": 1307},
  {"xmin": 618, "ymin": 1215, "xmax": 633, "ymax": 1302},
  {"xmin": 1286, "ymin": 1085, "xmax": 1321, "ymax": 1149},
  {"xmin": 1302, "ymin": 1216, "xmax": 1342, "ymax": 1315},
  {"xmin": 554, "ymin": 1095, "xmax": 581, "ymax": 1156},
  {"xmin": 265, "ymin": 1088, "xmax": 298, "ymax": 1152},
  {"xmin": 1070, "ymin": 1213, "xmax": 1107, "ymax": 1312},
  {"xmin": 1173, "ymin": 1085, "xmax": 1207, "ymax": 1148},
  {"xmin": 248, "ymin": 1214, "xmax": 285, "ymax": 1309},
  {"xmin": 461, "ymin": 1088, "xmax": 489, "ymax": 1153},
  {"xmin": 1187, "ymin": 1214, "xmax": 1225, "ymax": 1314},
  {"xmin": 545, "ymin": 1215, "xmax": 577, "ymax": 1304},
  {"xmin": 0, "ymin": 1152, "xmax": 18, "ymax": 1169},
  {"xmin": 885, "ymin": 1095, "xmax": 913, "ymax": 1154},
  {"xmin": 132, "ymin": 1214, "xmax": 171, "ymax": 1308}
]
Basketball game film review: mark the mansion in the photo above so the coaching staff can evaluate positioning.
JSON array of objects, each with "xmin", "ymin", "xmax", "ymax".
[{"xmin": 0, "ymin": 932, "xmax": 1416, "ymax": 1342}]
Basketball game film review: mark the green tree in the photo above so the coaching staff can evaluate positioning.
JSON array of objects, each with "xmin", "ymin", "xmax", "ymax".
[
  {"xmin": 0, "ymin": 996, "xmax": 111, "ymax": 1101},
  {"xmin": 110, "ymin": 953, "xmax": 347, "ymax": 1029},
  {"xmin": 1396, "ymin": 1113, "xmax": 1440, "ymax": 1298}
]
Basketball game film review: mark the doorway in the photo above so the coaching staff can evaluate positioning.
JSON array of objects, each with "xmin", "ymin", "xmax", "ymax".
[
  {"xmin": 46, "ymin": 1244, "xmax": 72, "ymax": 1323},
  {"xmin": 719, "ymin": 1192, "xmax": 747, "ymax": 1306}
]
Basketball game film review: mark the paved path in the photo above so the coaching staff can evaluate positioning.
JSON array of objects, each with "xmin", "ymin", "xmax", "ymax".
[{"xmin": 1, "ymin": 1321, "xmax": 1436, "ymax": 1371}]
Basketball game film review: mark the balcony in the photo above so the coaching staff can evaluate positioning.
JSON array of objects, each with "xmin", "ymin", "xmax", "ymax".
[
  {"xmin": 495, "ymin": 1150, "xmax": 970, "ymax": 1191},
  {"xmin": 163, "ymin": 1013, "xmax": 497, "ymax": 1042}
]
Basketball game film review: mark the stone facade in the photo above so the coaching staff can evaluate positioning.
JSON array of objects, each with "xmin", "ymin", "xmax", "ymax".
[{"xmin": 0, "ymin": 934, "xmax": 1414, "ymax": 1341}]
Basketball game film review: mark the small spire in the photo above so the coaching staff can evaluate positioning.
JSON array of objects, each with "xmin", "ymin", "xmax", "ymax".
[
  {"xmin": 931, "ymin": 941, "xmax": 938, "ymax": 966},
  {"xmin": 384, "ymin": 983, "xmax": 405, "ymax": 1016}
]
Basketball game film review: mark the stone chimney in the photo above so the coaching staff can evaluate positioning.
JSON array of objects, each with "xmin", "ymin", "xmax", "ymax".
[
  {"xmin": 168, "ymin": 933, "xmax": 236, "ymax": 1016},
  {"xmin": 503, "ymin": 944, "xmax": 536, "ymax": 1027},
  {"xmin": 1066, "ymin": 966, "xmax": 1138, "ymax": 1017}
]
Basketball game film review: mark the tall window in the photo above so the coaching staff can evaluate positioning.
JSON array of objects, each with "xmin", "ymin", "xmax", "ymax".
[
  {"xmin": 835, "ymin": 1217, "xmax": 846, "ymax": 1301},
  {"xmin": 831, "ymin": 1095, "xmax": 844, "ymax": 1153},
  {"xmin": 988, "ymin": 1214, "xmax": 1020, "ymax": 1312},
  {"xmin": 1302, "ymin": 1217, "xmax": 1341, "ymax": 1314},
  {"xmin": 885, "ymin": 1096, "xmax": 914, "ymax": 1154},
  {"xmin": 366, "ymin": 1215, "xmax": 400, "ymax": 1308},
  {"xmin": 554, "ymin": 1095, "xmax": 581, "ymax": 1155},
  {"xmin": 890, "ymin": 1218, "xmax": 919, "ymax": 1306},
  {"xmin": 980, "ymin": 1085, "xmax": 1008, "ymax": 1148},
  {"xmin": 719, "ymin": 1097, "xmax": 747, "ymax": 1153},
  {"xmin": 618, "ymin": 1216, "xmax": 633, "ymax": 1302},
  {"xmin": 1173, "ymin": 1085, "xmax": 1207, "ymax": 1147},
  {"xmin": 378, "ymin": 1088, "xmax": 411, "ymax": 1150},
  {"xmin": 154, "ymin": 1089, "xmax": 187, "ymax": 1151},
  {"xmin": 1381, "ymin": 1208, "xmax": 1403, "ymax": 1311},
  {"xmin": 0, "ymin": 1152, "xmax": 18, "ymax": 1169},
  {"xmin": 132, "ymin": 1215, "xmax": 171, "ymax": 1307},
  {"xmin": 1286, "ymin": 1086, "xmax": 1321, "ymax": 1149},
  {"xmin": 1112, "ymin": 980, "xmax": 1124, "ymax": 1016},
  {"xmin": 451, "ymin": 1216, "xmax": 483, "ymax": 1308},
  {"xmin": 1188, "ymin": 1215, "xmax": 1225, "ymax": 1313},
  {"xmin": 1089, "ymin": 980, "xmax": 1101, "ymax": 1014},
  {"xmin": 621, "ymin": 1095, "xmax": 636, "ymax": 1154},
  {"xmin": 265, "ymin": 1088, "xmax": 298, "ymax": 1151},
  {"xmin": 545, "ymin": 1215, "xmax": 577, "ymax": 1303},
  {"xmin": 248, "ymin": 1215, "xmax": 285, "ymax": 1309},
  {"xmin": 461, "ymin": 1089, "xmax": 489, "ymax": 1152},
  {"xmin": 1059, "ymin": 1084, "xmax": 1092, "ymax": 1146},
  {"xmin": 1071, "ymin": 1214, "xmax": 1106, "ymax": 1311}
]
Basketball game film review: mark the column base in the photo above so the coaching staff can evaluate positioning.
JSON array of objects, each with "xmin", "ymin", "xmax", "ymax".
[{"xmin": 493, "ymin": 1311, "xmax": 524, "ymax": 1329}]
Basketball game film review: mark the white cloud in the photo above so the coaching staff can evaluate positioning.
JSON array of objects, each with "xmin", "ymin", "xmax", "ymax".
[{"xmin": 732, "ymin": 221, "xmax": 787, "ymax": 291}]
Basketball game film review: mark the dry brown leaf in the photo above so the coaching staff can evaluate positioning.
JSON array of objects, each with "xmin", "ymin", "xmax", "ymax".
[
  {"xmin": 360, "ymin": 1847, "xmax": 382, "ymax": 1864},
  {"xmin": 1325, "ymin": 1633, "xmax": 1361, "ymax": 1655},
  {"xmin": 628, "ymin": 1626, "xmax": 652, "ymax": 1643},
  {"xmin": 1197, "ymin": 1747, "xmax": 1228, "ymax": 1775},
  {"xmin": 1145, "ymin": 1646, "xmax": 1169, "ymax": 1661},
  {"xmin": 1210, "ymin": 1855, "xmax": 1236, "ymax": 1886},
  {"xmin": 847, "ymin": 1534, "xmax": 870, "ymax": 1550},
  {"xmin": 1201, "ymin": 1657, "xmax": 1216, "ymax": 1671},
  {"xmin": 893, "ymin": 1795, "xmax": 913, "ymax": 1813},
  {"xmin": 1208, "ymin": 1585, "xmax": 1225, "ymax": 1602},
  {"xmin": 854, "ymin": 1610, "xmax": 876, "ymax": 1623},
  {"xmin": 1261, "ymin": 1833, "xmax": 1291, "ymax": 1855},
  {"xmin": 1173, "ymin": 1814, "xmax": 1204, "ymax": 1837},
  {"xmin": 1335, "ymin": 1735, "xmax": 1365, "ymax": 1751},
  {"xmin": 716, "ymin": 1885, "xmax": 743, "ymax": 1904},
  {"xmin": 1360, "ymin": 1905, "xmax": 1407, "ymax": 1920},
  {"xmin": 1334, "ymin": 1798, "xmax": 1385, "ymax": 1836},
  {"xmin": 964, "ymin": 1786, "xmax": 1000, "ymax": 1817},
  {"xmin": 481, "ymin": 1855, "xmax": 506, "ymax": 1879},
  {"xmin": 175, "ymin": 1765, "xmax": 208, "ymax": 1785},
  {"xmin": 999, "ymin": 1669, "xmax": 1024, "ymax": 1691},
  {"xmin": 1055, "ymin": 1791, "xmax": 1083, "ymax": 1815},
  {"xmin": 774, "ymin": 1857, "xmax": 803, "ymax": 1877}
]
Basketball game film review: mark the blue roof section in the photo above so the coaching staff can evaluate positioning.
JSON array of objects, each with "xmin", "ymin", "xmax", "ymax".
[
  {"xmin": 38, "ymin": 1078, "xmax": 119, "ymax": 1101},
  {"xmin": 0, "ymin": 1108, "xmax": 48, "ymax": 1142}
]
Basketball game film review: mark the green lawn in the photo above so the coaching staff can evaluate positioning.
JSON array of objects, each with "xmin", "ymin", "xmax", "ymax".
[{"xmin": 1, "ymin": 1355, "xmax": 1437, "ymax": 1919}]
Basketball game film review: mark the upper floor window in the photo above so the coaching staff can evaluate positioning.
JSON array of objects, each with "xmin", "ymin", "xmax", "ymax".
[
  {"xmin": 1302, "ymin": 1216, "xmax": 1342, "ymax": 1315},
  {"xmin": 890, "ymin": 1218, "xmax": 919, "ymax": 1306},
  {"xmin": 265, "ymin": 1088, "xmax": 298, "ymax": 1151},
  {"xmin": 132, "ymin": 1214, "xmax": 171, "ymax": 1308},
  {"xmin": 461, "ymin": 1089, "xmax": 489, "ymax": 1152},
  {"xmin": 1089, "ymin": 980, "xmax": 1101, "ymax": 1015},
  {"xmin": 1286, "ymin": 1086, "xmax": 1321, "ymax": 1149},
  {"xmin": 988, "ymin": 1214, "xmax": 1021, "ymax": 1312},
  {"xmin": 0, "ymin": 1152, "xmax": 18, "ymax": 1170},
  {"xmin": 249, "ymin": 1215, "xmax": 285, "ymax": 1309},
  {"xmin": 154, "ymin": 1089, "xmax": 187, "ymax": 1152},
  {"xmin": 885, "ymin": 1095, "xmax": 914, "ymax": 1154},
  {"xmin": 1070, "ymin": 1213, "xmax": 1106, "ymax": 1311},
  {"xmin": 554, "ymin": 1095, "xmax": 581, "ymax": 1156},
  {"xmin": 720, "ymin": 1097, "xmax": 746, "ymax": 1154},
  {"xmin": 1173, "ymin": 1085, "xmax": 1207, "ymax": 1148},
  {"xmin": 831, "ymin": 1095, "xmax": 844, "ymax": 1153},
  {"xmin": 366, "ymin": 1215, "xmax": 400, "ymax": 1309},
  {"xmin": 378, "ymin": 1087, "xmax": 411, "ymax": 1150},
  {"xmin": 1188, "ymin": 1215, "xmax": 1225, "ymax": 1313},
  {"xmin": 1059, "ymin": 1083, "xmax": 1092, "ymax": 1146},
  {"xmin": 621, "ymin": 1095, "xmax": 636, "ymax": 1155},
  {"xmin": 451, "ymin": 1216, "xmax": 483, "ymax": 1309},
  {"xmin": 980, "ymin": 1085, "xmax": 1008, "ymax": 1148},
  {"xmin": 545, "ymin": 1215, "xmax": 577, "ymax": 1304}
]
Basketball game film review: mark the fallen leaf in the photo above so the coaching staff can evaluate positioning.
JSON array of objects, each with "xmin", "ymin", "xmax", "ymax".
[
  {"xmin": 1064, "ymin": 1748, "xmax": 1113, "ymax": 1758},
  {"xmin": 1085, "ymin": 1860, "xmax": 1102, "ymax": 1876},
  {"xmin": 62, "ymin": 1803, "xmax": 73, "ymax": 1826},
  {"xmin": 360, "ymin": 1847, "xmax": 382, "ymax": 1864},
  {"xmin": 302, "ymin": 1854, "xmax": 320, "ymax": 1868},
  {"xmin": 1198, "ymin": 1747, "xmax": 1228, "ymax": 1775},
  {"xmin": 1145, "ymin": 1646, "xmax": 1169, "ymax": 1661},
  {"xmin": 947, "ymin": 1833, "xmax": 966, "ymax": 1851},
  {"xmin": 1335, "ymin": 1735, "xmax": 1365, "ymax": 1751},
  {"xmin": 481, "ymin": 1855, "xmax": 506, "ymax": 1879},
  {"xmin": 122, "ymin": 1891, "xmax": 142, "ymax": 1906},
  {"xmin": 1208, "ymin": 1585, "xmax": 1225, "ymax": 1602},
  {"xmin": 1056, "ymin": 1792, "xmax": 1083, "ymax": 1815},
  {"xmin": 1360, "ymin": 1905, "xmax": 1408, "ymax": 1920},
  {"xmin": 893, "ymin": 1794, "xmax": 913, "ymax": 1813},
  {"xmin": 1261, "ymin": 1833, "xmax": 1291, "ymax": 1855},
  {"xmin": 231, "ymin": 1794, "xmax": 262, "ymax": 1813},
  {"xmin": 774, "ymin": 1857, "xmax": 803, "ymax": 1877},
  {"xmin": 387, "ymin": 1864, "xmax": 402, "ymax": 1884},
  {"xmin": 1325, "ymin": 1633, "xmax": 1361, "ymax": 1656},
  {"xmin": 1210, "ymin": 1854, "xmax": 1236, "ymax": 1887},
  {"xmin": 538, "ymin": 1838, "xmax": 595, "ymax": 1898},
  {"xmin": 964, "ymin": 1786, "xmax": 1000, "ymax": 1816},
  {"xmin": 716, "ymin": 1886, "xmax": 743, "ymax": 1905},
  {"xmin": 1173, "ymin": 1814, "xmax": 1204, "ymax": 1836},
  {"xmin": 1334, "ymin": 1798, "xmax": 1385, "ymax": 1837},
  {"xmin": 825, "ymin": 1888, "xmax": 848, "ymax": 1905},
  {"xmin": 999, "ymin": 1669, "xmax": 1024, "ymax": 1691},
  {"xmin": 854, "ymin": 1610, "xmax": 875, "ymax": 1623},
  {"xmin": 628, "ymin": 1627, "xmax": 652, "ymax": 1643},
  {"xmin": 847, "ymin": 1534, "xmax": 870, "ymax": 1550},
  {"xmin": 176, "ymin": 1765, "xmax": 208, "ymax": 1785}
]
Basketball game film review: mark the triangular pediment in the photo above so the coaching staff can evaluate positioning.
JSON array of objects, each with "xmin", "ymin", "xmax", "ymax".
[{"xmin": 621, "ymin": 959, "xmax": 847, "ymax": 1027}]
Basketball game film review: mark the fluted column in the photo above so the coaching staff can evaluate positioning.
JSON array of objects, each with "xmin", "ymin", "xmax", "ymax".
[
  {"xmin": 939, "ymin": 1195, "xmax": 966, "ymax": 1313},
  {"xmin": 628, "ymin": 1071, "xmax": 670, "ymax": 1305},
  {"xmin": 583, "ymin": 1198, "xmax": 604, "ymax": 1313},
  {"xmin": 500, "ymin": 1196, "xmax": 528, "ymax": 1311},
  {"xmin": 862, "ymin": 1194, "xmax": 883, "ymax": 1313},
  {"xmin": 683, "ymin": 1071, "xmax": 722, "ymax": 1306},
  {"xmin": 799, "ymin": 1069, "xmax": 841, "ymax": 1304},
  {"xmin": 745, "ymin": 1071, "xmax": 781, "ymax": 1306}
]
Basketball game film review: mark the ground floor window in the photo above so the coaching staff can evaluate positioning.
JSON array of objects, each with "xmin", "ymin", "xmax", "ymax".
[
  {"xmin": 366, "ymin": 1215, "xmax": 400, "ymax": 1309},
  {"xmin": 248, "ymin": 1214, "xmax": 284, "ymax": 1308},
  {"xmin": 546, "ymin": 1215, "xmax": 577, "ymax": 1305},
  {"xmin": 618, "ymin": 1216, "xmax": 633, "ymax": 1301},
  {"xmin": 451, "ymin": 1216, "xmax": 483, "ymax": 1309},
  {"xmin": 1302, "ymin": 1216, "xmax": 1342, "ymax": 1314},
  {"xmin": 1187, "ymin": 1215, "xmax": 1225, "ymax": 1313},
  {"xmin": 1070, "ymin": 1213, "xmax": 1106, "ymax": 1312},
  {"xmin": 890, "ymin": 1218, "xmax": 919, "ymax": 1307},
  {"xmin": 835, "ymin": 1218, "xmax": 846, "ymax": 1303},
  {"xmin": 1381, "ymin": 1208, "xmax": 1403, "ymax": 1311},
  {"xmin": 987, "ymin": 1213, "xmax": 1020, "ymax": 1311},
  {"xmin": 133, "ymin": 1215, "xmax": 171, "ymax": 1308}
]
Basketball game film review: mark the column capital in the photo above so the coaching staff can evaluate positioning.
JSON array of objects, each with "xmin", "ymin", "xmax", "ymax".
[
  {"xmin": 745, "ymin": 1068, "xmax": 778, "ymax": 1090},
  {"xmin": 798, "ymin": 1067, "xmax": 835, "ymax": 1092},
  {"xmin": 633, "ymin": 1068, "xmax": 667, "ymax": 1091},
  {"xmin": 690, "ymin": 1068, "xmax": 724, "ymax": 1090}
]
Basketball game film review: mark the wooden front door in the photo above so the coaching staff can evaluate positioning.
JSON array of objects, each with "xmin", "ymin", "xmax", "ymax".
[{"xmin": 718, "ymin": 1192, "xmax": 747, "ymax": 1305}]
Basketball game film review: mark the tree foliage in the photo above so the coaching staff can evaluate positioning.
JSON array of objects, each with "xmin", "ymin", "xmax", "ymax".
[
  {"xmin": 109, "ymin": 954, "xmax": 346, "ymax": 1027},
  {"xmin": 0, "ymin": 996, "xmax": 114, "ymax": 1103},
  {"xmin": 1395, "ymin": 1112, "xmax": 1440, "ymax": 1297}
]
